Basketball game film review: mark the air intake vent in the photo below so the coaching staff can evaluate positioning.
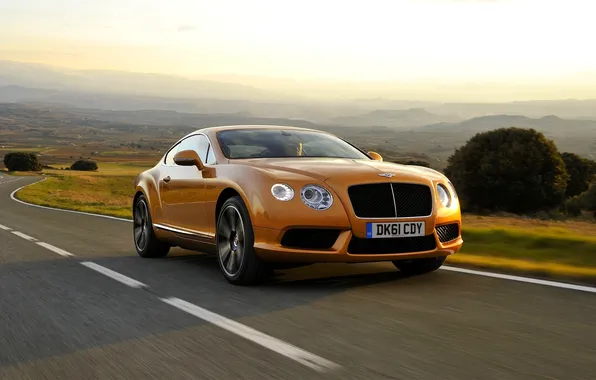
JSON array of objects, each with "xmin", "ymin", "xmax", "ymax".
[{"xmin": 436, "ymin": 223, "xmax": 460, "ymax": 243}]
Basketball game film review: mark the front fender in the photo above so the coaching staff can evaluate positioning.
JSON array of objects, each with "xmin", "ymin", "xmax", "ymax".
[
  {"xmin": 134, "ymin": 167, "xmax": 162, "ymax": 222},
  {"xmin": 215, "ymin": 165, "xmax": 352, "ymax": 230}
]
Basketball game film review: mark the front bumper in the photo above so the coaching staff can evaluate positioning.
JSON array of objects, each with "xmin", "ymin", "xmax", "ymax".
[{"xmin": 253, "ymin": 222, "xmax": 463, "ymax": 263}]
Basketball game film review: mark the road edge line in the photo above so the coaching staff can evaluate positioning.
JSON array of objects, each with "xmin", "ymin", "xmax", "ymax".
[{"xmin": 441, "ymin": 265, "xmax": 596, "ymax": 294}]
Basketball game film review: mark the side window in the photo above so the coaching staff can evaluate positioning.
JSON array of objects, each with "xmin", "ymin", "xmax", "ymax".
[
  {"xmin": 205, "ymin": 145, "xmax": 217, "ymax": 165},
  {"xmin": 165, "ymin": 134, "xmax": 217, "ymax": 166},
  {"xmin": 175, "ymin": 134, "xmax": 209, "ymax": 162},
  {"xmin": 164, "ymin": 144, "xmax": 179, "ymax": 165},
  {"xmin": 194, "ymin": 135, "xmax": 209, "ymax": 163}
]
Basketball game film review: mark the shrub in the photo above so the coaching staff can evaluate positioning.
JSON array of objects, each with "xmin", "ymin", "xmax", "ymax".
[
  {"xmin": 561, "ymin": 152, "xmax": 596, "ymax": 198},
  {"xmin": 444, "ymin": 127, "xmax": 569, "ymax": 214},
  {"xmin": 70, "ymin": 159, "xmax": 98, "ymax": 171},
  {"xmin": 564, "ymin": 196, "xmax": 583, "ymax": 217},
  {"xmin": 578, "ymin": 182, "xmax": 596, "ymax": 211},
  {"xmin": 394, "ymin": 160, "xmax": 430, "ymax": 167},
  {"xmin": 2, "ymin": 152, "xmax": 42, "ymax": 172}
]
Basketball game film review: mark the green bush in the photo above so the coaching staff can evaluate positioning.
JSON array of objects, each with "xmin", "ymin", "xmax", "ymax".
[
  {"xmin": 2, "ymin": 152, "xmax": 42, "ymax": 172},
  {"xmin": 394, "ymin": 160, "xmax": 430, "ymax": 167},
  {"xmin": 564, "ymin": 196, "xmax": 583, "ymax": 216},
  {"xmin": 578, "ymin": 183, "xmax": 596, "ymax": 211},
  {"xmin": 70, "ymin": 159, "xmax": 98, "ymax": 171},
  {"xmin": 444, "ymin": 127, "xmax": 569, "ymax": 214},
  {"xmin": 561, "ymin": 152, "xmax": 596, "ymax": 198}
]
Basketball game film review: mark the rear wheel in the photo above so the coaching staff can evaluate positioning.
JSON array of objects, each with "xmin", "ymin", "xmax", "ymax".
[
  {"xmin": 133, "ymin": 194, "xmax": 170, "ymax": 258},
  {"xmin": 392, "ymin": 256, "xmax": 446, "ymax": 276},
  {"xmin": 216, "ymin": 196, "xmax": 269, "ymax": 285}
]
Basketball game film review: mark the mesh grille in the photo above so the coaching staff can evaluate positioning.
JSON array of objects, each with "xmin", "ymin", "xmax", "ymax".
[
  {"xmin": 392, "ymin": 183, "xmax": 433, "ymax": 217},
  {"xmin": 347, "ymin": 184, "xmax": 395, "ymax": 218},
  {"xmin": 435, "ymin": 223, "xmax": 460, "ymax": 243},
  {"xmin": 347, "ymin": 183, "xmax": 432, "ymax": 218},
  {"xmin": 348, "ymin": 234, "xmax": 437, "ymax": 255}
]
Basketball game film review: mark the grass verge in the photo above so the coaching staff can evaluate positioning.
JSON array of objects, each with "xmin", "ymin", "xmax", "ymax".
[
  {"xmin": 15, "ymin": 174, "xmax": 135, "ymax": 219},
  {"xmin": 8, "ymin": 169, "xmax": 596, "ymax": 284},
  {"xmin": 9, "ymin": 164, "xmax": 145, "ymax": 219}
]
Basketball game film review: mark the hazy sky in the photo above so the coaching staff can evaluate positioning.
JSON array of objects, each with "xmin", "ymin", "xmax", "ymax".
[{"xmin": 1, "ymin": 0, "xmax": 595, "ymax": 83}]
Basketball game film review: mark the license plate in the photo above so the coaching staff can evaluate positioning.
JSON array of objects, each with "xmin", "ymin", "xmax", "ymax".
[{"xmin": 366, "ymin": 221, "xmax": 425, "ymax": 238}]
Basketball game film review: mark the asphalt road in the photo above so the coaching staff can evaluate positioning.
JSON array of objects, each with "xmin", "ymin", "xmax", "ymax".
[{"xmin": 1, "ymin": 175, "xmax": 595, "ymax": 379}]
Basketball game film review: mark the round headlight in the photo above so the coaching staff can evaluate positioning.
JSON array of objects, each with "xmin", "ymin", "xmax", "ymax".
[
  {"xmin": 300, "ymin": 184, "xmax": 333, "ymax": 210},
  {"xmin": 271, "ymin": 183, "xmax": 294, "ymax": 201},
  {"xmin": 437, "ymin": 184, "xmax": 451, "ymax": 207}
]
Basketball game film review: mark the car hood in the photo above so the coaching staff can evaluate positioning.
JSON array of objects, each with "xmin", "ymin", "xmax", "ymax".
[{"xmin": 234, "ymin": 157, "xmax": 447, "ymax": 184}]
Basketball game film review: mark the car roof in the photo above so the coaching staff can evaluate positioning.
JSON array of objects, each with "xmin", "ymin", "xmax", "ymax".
[{"xmin": 193, "ymin": 124, "xmax": 324, "ymax": 135}]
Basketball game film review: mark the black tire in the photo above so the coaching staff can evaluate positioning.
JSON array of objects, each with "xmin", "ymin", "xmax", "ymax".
[
  {"xmin": 133, "ymin": 194, "xmax": 170, "ymax": 258},
  {"xmin": 216, "ymin": 196, "xmax": 270, "ymax": 285},
  {"xmin": 392, "ymin": 256, "xmax": 446, "ymax": 276}
]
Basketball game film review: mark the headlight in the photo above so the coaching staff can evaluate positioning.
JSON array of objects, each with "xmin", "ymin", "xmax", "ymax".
[
  {"xmin": 437, "ymin": 184, "xmax": 451, "ymax": 208},
  {"xmin": 271, "ymin": 183, "xmax": 294, "ymax": 201},
  {"xmin": 300, "ymin": 184, "xmax": 333, "ymax": 210},
  {"xmin": 447, "ymin": 180, "xmax": 458, "ymax": 199}
]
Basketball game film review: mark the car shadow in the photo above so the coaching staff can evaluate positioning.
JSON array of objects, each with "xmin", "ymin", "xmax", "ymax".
[
  {"xmin": 87, "ymin": 249, "xmax": 445, "ymax": 322},
  {"xmin": 165, "ymin": 249, "xmax": 414, "ymax": 291}
]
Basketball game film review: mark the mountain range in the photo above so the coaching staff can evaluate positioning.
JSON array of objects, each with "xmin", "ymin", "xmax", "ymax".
[{"xmin": 2, "ymin": 60, "xmax": 596, "ymax": 122}]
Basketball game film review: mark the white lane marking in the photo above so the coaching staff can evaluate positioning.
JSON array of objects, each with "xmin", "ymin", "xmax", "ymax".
[
  {"xmin": 0, "ymin": 223, "xmax": 12, "ymax": 231},
  {"xmin": 441, "ymin": 266, "xmax": 596, "ymax": 294},
  {"xmin": 36, "ymin": 242, "xmax": 75, "ymax": 257},
  {"xmin": 161, "ymin": 297, "xmax": 341, "ymax": 373},
  {"xmin": 11, "ymin": 231, "xmax": 37, "ymax": 241},
  {"xmin": 10, "ymin": 178, "xmax": 132, "ymax": 223},
  {"xmin": 80, "ymin": 261, "xmax": 147, "ymax": 288}
]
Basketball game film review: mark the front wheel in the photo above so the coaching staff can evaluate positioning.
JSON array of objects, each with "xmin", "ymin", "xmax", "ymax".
[
  {"xmin": 392, "ymin": 256, "xmax": 446, "ymax": 276},
  {"xmin": 133, "ymin": 194, "xmax": 170, "ymax": 258},
  {"xmin": 216, "ymin": 196, "xmax": 270, "ymax": 285}
]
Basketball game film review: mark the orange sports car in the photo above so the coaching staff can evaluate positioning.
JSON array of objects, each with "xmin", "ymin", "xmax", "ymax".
[{"xmin": 133, "ymin": 125, "xmax": 463, "ymax": 285}]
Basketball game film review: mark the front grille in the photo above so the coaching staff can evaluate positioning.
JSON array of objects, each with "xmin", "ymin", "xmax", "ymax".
[
  {"xmin": 436, "ymin": 223, "xmax": 460, "ymax": 243},
  {"xmin": 280, "ymin": 228, "xmax": 340, "ymax": 250},
  {"xmin": 347, "ymin": 183, "xmax": 433, "ymax": 218},
  {"xmin": 348, "ymin": 234, "xmax": 437, "ymax": 255}
]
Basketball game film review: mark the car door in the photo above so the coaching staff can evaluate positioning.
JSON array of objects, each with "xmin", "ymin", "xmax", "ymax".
[{"xmin": 159, "ymin": 134, "xmax": 210, "ymax": 236}]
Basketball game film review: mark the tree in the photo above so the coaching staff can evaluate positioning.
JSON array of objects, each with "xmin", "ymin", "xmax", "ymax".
[
  {"xmin": 561, "ymin": 152, "xmax": 596, "ymax": 198},
  {"xmin": 70, "ymin": 159, "xmax": 98, "ymax": 171},
  {"xmin": 444, "ymin": 127, "xmax": 569, "ymax": 214},
  {"xmin": 2, "ymin": 152, "xmax": 42, "ymax": 172}
]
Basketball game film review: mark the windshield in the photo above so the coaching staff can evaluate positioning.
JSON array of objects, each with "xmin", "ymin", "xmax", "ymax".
[{"xmin": 216, "ymin": 129, "xmax": 371, "ymax": 160}]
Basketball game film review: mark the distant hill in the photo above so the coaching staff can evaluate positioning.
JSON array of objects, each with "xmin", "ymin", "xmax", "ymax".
[
  {"xmin": 0, "ymin": 85, "xmax": 372, "ymax": 123},
  {"xmin": 393, "ymin": 114, "xmax": 596, "ymax": 165},
  {"xmin": 418, "ymin": 114, "xmax": 596, "ymax": 136},
  {"xmin": 2, "ymin": 103, "xmax": 595, "ymax": 171},
  {"xmin": 327, "ymin": 108, "xmax": 463, "ymax": 128},
  {"xmin": 0, "ymin": 102, "xmax": 320, "ymax": 131},
  {"xmin": 426, "ymin": 99, "xmax": 596, "ymax": 120}
]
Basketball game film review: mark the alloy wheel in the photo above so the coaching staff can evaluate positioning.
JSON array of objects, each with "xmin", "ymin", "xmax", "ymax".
[
  {"xmin": 133, "ymin": 199, "xmax": 149, "ymax": 251},
  {"xmin": 217, "ymin": 205, "xmax": 245, "ymax": 277}
]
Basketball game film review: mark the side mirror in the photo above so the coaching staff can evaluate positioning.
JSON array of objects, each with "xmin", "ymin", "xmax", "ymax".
[
  {"xmin": 368, "ymin": 151, "xmax": 383, "ymax": 161},
  {"xmin": 173, "ymin": 149, "xmax": 204, "ymax": 170}
]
